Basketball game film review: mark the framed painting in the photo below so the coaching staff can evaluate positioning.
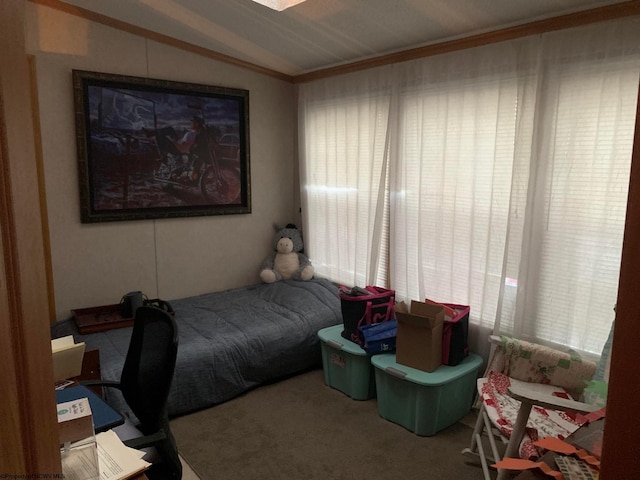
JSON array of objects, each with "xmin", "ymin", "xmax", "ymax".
[{"xmin": 72, "ymin": 69, "xmax": 251, "ymax": 222}]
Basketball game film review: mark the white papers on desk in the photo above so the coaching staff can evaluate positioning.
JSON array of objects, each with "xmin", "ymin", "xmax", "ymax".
[
  {"xmin": 61, "ymin": 429, "xmax": 150, "ymax": 480},
  {"xmin": 52, "ymin": 335, "xmax": 85, "ymax": 382},
  {"xmin": 96, "ymin": 430, "xmax": 151, "ymax": 480}
]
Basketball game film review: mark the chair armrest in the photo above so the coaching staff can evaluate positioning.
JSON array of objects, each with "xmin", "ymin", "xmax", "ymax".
[
  {"xmin": 508, "ymin": 383, "xmax": 599, "ymax": 414},
  {"xmin": 123, "ymin": 431, "xmax": 167, "ymax": 450},
  {"xmin": 80, "ymin": 379, "xmax": 123, "ymax": 390}
]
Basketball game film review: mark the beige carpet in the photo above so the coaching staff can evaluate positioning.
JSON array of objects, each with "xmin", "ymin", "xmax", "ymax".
[
  {"xmin": 171, "ymin": 368, "xmax": 490, "ymax": 479},
  {"xmin": 178, "ymin": 455, "xmax": 200, "ymax": 480}
]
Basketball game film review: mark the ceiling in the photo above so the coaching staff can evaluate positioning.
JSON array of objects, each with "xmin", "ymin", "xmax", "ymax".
[{"xmin": 58, "ymin": 0, "xmax": 631, "ymax": 77}]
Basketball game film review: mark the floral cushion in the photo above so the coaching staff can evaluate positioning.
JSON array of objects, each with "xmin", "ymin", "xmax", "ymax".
[{"xmin": 497, "ymin": 336, "xmax": 596, "ymax": 400}]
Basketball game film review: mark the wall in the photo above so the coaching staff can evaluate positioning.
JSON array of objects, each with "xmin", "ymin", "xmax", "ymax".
[{"xmin": 26, "ymin": 3, "xmax": 297, "ymax": 320}]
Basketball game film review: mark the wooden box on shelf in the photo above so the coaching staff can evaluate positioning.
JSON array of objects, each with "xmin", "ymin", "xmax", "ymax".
[{"xmin": 72, "ymin": 304, "xmax": 133, "ymax": 334}]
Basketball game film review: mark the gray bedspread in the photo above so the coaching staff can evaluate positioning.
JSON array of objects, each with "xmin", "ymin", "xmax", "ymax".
[{"xmin": 51, "ymin": 278, "xmax": 342, "ymax": 420}]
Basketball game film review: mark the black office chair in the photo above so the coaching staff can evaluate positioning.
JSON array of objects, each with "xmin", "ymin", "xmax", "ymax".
[{"xmin": 84, "ymin": 305, "xmax": 182, "ymax": 479}]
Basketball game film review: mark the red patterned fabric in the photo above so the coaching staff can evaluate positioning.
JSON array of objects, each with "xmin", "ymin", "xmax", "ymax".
[{"xmin": 479, "ymin": 371, "xmax": 586, "ymax": 460}]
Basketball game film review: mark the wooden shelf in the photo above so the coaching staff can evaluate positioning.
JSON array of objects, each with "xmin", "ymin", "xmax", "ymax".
[{"xmin": 72, "ymin": 304, "xmax": 133, "ymax": 334}]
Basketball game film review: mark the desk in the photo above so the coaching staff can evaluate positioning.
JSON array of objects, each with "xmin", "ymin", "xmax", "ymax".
[
  {"xmin": 56, "ymin": 385, "xmax": 149, "ymax": 479},
  {"xmin": 56, "ymin": 385, "xmax": 124, "ymax": 432},
  {"xmin": 514, "ymin": 418, "xmax": 604, "ymax": 479}
]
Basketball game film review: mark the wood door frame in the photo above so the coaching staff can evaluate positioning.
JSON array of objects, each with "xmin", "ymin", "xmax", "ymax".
[
  {"xmin": 600, "ymin": 72, "xmax": 640, "ymax": 478},
  {"xmin": 0, "ymin": 0, "xmax": 60, "ymax": 474}
]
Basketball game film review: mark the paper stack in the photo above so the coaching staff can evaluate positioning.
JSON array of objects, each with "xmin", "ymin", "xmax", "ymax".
[{"xmin": 96, "ymin": 430, "xmax": 151, "ymax": 480}]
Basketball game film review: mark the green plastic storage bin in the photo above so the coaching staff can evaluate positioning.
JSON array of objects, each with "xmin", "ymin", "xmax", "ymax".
[
  {"xmin": 371, "ymin": 352, "xmax": 482, "ymax": 435},
  {"xmin": 318, "ymin": 324, "xmax": 376, "ymax": 400}
]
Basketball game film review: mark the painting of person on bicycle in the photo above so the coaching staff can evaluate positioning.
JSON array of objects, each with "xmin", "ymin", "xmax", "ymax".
[{"xmin": 76, "ymin": 70, "xmax": 249, "ymax": 222}]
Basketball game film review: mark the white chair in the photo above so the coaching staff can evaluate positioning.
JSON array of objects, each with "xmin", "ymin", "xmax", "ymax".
[{"xmin": 462, "ymin": 335, "xmax": 600, "ymax": 480}]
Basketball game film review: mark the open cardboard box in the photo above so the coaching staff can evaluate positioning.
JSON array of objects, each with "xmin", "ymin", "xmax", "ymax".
[{"xmin": 395, "ymin": 300, "xmax": 444, "ymax": 372}]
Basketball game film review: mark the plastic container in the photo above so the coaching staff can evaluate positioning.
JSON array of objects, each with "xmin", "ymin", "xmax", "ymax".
[
  {"xmin": 371, "ymin": 352, "xmax": 482, "ymax": 435},
  {"xmin": 318, "ymin": 324, "xmax": 376, "ymax": 400}
]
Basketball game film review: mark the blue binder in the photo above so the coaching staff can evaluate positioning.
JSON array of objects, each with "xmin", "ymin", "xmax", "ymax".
[{"xmin": 56, "ymin": 385, "xmax": 124, "ymax": 432}]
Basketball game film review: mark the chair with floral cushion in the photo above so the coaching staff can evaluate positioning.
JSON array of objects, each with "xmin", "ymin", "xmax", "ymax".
[{"xmin": 461, "ymin": 335, "xmax": 600, "ymax": 480}]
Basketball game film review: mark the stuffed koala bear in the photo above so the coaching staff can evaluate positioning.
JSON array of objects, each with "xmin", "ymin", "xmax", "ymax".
[{"xmin": 259, "ymin": 224, "xmax": 314, "ymax": 283}]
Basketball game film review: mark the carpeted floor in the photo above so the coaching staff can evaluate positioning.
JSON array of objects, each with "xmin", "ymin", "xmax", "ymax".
[{"xmin": 171, "ymin": 368, "xmax": 491, "ymax": 479}]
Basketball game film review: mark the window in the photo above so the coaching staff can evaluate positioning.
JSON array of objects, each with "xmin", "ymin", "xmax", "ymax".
[
  {"xmin": 300, "ymin": 75, "xmax": 392, "ymax": 288},
  {"xmin": 392, "ymin": 74, "xmax": 523, "ymax": 329},
  {"xmin": 502, "ymin": 58, "xmax": 638, "ymax": 353},
  {"xmin": 299, "ymin": 19, "xmax": 640, "ymax": 355}
]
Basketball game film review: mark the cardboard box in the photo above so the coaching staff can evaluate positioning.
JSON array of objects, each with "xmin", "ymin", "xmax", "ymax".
[
  {"xmin": 395, "ymin": 301, "xmax": 444, "ymax": 372},
  {"xmin": 58, "ymin": 397, "xmax": 99, "ymax": 480},
  {"xmin": 57, "ymin": 397, "xmax": 94, "ymax": 445}
]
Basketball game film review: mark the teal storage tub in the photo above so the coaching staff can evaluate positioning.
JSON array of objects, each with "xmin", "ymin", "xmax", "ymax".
[
  {"xmin": 318, "ymin": 324, "xmax": 376, "ymax": 400},
  {"xmin": 371, "ymin": 352, "xmax": 482, "ymax": 436}
]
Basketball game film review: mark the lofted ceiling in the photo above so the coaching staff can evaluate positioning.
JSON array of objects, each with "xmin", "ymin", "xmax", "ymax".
[{"xmin": 54, "ymin": 0, "xmax": 633, "ymax": 77}]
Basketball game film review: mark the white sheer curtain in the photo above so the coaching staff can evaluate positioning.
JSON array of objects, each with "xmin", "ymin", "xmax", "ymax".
[
  {"xmin": 299, "ymin": 18, "xmax": 640, "ymax": 355},
  {"xmin": 497, "ymin": 21, "xmax": 640, "ymax": 353},
  {"xmin": 389, "ymin": 37, "xmax": 539, "ymax": 329},
  {"xmin": 298, "ymin": 69, "xmax": 392, "ymax": 287}
]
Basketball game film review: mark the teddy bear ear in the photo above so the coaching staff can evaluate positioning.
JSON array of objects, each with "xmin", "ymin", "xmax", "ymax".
[
  {"xmin": 273, "ymin": 223, "xmax": 282, "ymax": 232},
  {"xmin": 286, "ymin": 223, "xmax": 298, "ymax": 229}
]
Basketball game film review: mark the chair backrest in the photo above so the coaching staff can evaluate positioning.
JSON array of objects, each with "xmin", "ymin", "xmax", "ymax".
[
  {"xmin": 120, "ymin": 305, "xmax": 178, "ymax": 432},
  {"xmin": 488, "ymin": 336, "xmax": 596, "ymax": 400}
]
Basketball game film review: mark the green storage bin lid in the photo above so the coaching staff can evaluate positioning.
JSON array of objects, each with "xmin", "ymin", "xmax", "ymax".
[
  {"xmin": 318, "ymin": 324, "xmax": 369, "ymax": 356},
  {"xmin": 371, "ymin": 353, "xmax": 482, "ymax": 386}
]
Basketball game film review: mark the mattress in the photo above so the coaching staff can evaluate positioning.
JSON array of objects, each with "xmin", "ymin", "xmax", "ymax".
[{"xmin": 51, "ymin": 278, "xmax": 342, "ymax": 420}]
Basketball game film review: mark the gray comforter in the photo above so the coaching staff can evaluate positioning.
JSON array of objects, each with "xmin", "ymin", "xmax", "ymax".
[{"xmin": 51, "ymin": 278, "xmax": 342, "ymax": 420}]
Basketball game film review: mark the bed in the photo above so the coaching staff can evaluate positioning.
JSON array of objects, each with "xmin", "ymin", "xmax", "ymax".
[{"xmin": 51, "ymin": 278, "xmax": 342, "ymax": 420}]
